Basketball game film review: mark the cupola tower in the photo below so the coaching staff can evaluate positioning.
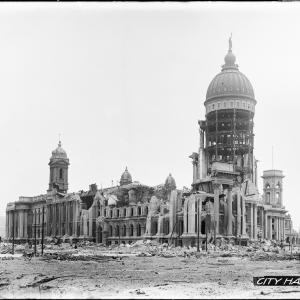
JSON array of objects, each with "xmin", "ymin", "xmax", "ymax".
[{"xmin": 48, "ymin": 140, "xmax": 69, "ymax": 193}]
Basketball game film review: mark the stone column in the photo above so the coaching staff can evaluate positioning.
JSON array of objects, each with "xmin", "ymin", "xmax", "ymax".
[
  {"xmin": 283, "ymin": 217, "xmax": 285, "ymax": 241},
  {"xmin": 15, "ymin": 211, "xmax": 18, "ymax": 239},
  {"xmin": 213, "ymin": 184, "xmax": 220, "ymax": 236},
  {"xmin": 72, "ymin": 202, "xmax": 76, "ymax": 236},
  {"xmin": 195, "ymin": 195, "xmax": 202, "ymax": 239},
  {"xmin": 19, "ymin": 210, "xmax": 24, "ymax": 239},
  {"xmin": 65, "ymin": 202, "xmax": 69, "ymax": 236},
  {"xmin": 236, "ymin": 189, "xmax": 241, "ymax": 237},
  {"xmin": 269, "ymin": 217, "xmax": 272, "ymax": 240},
  {"xmin": 6, "ymin": 212, "xmax": 9, "ymax": 239},
  {"xmin": 264, "ymin": 213, "xmax": 268, "ymax": 239},
  {"xmin": 278, "ymin": 218, "xmax": 280, "ymax": 240},
  {"xmin": 10, "ymin": 211, "xmax": 13, "ymax": 238},
  {"xmin": 250, "ymin": 203, "xmax": 253, "ymax": 239},
  {"xmin": 242, "ymin": 196, "xmax": 246, "ymax": 237},
  {"xmin": 53, "ymin": 204, "xmax": 56, "ymax": 236},
  {"xmin": 75, "ymin": 201, "xmax": 79, "ymax": 236},
  {"xmin": 198, "ymin": 128, "xmax": 206, "ymax": 180},
  {"xmin": 254, "ymin": 204, "xmax": 257, "ymax": 240},
  {"xmin": 274, "ymin": 217, "xmax": 278, "ymax": 241},
  {"xmin": 188, "ymin": 197, "xmax": 196, "ymax": 234},
  {"xmin": 59, "ymin": 203, "xmax": 63, "ymax": 236},
  {"xmin": 279, "ymin": 217, "xmax": 282, "ymax": 241},
  {"xmin": 227, "ymin": 187, "xmax": 233, "ymax": 236},
  {"xmin": 192, "ymin": 161, "xmax": 197, "ymax": 184},
  {"xmin": 169, "ymin": 190, "xmax": 177, "ymax": 237},
  {"xmin": 24, "ymin": 210, "xmax": 28, "ymax": 239}
]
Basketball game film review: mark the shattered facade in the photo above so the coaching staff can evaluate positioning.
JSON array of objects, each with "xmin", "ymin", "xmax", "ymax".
[{"xmin": 5, "ymin": 38, "xmax": 299, "ymax": 246}]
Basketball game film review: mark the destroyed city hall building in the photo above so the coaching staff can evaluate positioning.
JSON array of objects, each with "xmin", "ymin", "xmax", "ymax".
[{"xmin": 5, "ymin": 38, "xmax": 299, "ymax": 247}]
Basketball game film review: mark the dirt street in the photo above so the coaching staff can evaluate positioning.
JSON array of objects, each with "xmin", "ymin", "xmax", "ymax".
[{"xmin": 0, "ymin": 254, "xmax": 299, "ymax": 299}]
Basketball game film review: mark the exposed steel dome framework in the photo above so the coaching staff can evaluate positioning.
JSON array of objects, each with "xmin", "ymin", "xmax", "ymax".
[{"xmin": 201, "ymin": 36, "xmax": 257, "ymax": 182}]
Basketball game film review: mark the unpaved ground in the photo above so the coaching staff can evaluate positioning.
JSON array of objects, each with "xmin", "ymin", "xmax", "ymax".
[{"xmin": 0, "ymin": 254, "xmax": 299, "ymax": 299}]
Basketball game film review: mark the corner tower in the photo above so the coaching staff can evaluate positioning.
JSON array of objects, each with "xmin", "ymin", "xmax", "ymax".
[
  {"xmin": 48, "ymin": 140, "xmax": 69, "ymax": 193},
  {"xmin": 262, "ymin": 170, "xmax": 284, "ymax": 207},
  {"xmin": 194, "ymin": 36, "xmax": 257, "ymax": 184}
]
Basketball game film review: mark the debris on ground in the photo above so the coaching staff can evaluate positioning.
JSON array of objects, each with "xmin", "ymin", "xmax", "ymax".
[{"xmin": 1, "ymin": 239, "xmax": 299, "ymax": 262}]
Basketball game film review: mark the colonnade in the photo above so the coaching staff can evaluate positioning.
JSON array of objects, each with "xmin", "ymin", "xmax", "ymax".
[
  {"xmin": 182, "ymin": 183, "xmax": 288, "ymax": 242},
  {"xmin": 46, "ymin": 200, "xmax": 79, "ymax": 237},
  {"xmin": 6, "ymin": 209, "xmax": 28, "ymax": 240}
]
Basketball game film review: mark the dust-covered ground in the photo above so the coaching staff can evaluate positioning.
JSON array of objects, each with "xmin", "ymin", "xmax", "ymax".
[{"xmin": 0, "ymin": 248, "xmax": 299, "ymax": 299}]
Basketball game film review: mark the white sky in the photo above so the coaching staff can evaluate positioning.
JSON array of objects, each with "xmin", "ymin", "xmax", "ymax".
[{"xmin": 0, "ymin": 2, "xmax": 299, "ymax": 230}]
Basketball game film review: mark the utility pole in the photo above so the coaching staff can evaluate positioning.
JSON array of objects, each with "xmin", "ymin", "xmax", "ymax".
[
  {"xmin": 34, "ymin": 208, "xmax": 37, "ymax": 256},
  {"xmin": 41, "ymin": 206, "xmax": 45, "ymax": 256},
  {"xmin": 12, "ymin": 204, "xmax": 15, "ymax": 255},
  {"xmin": 205, "ymin": 213, "xmax": 208, "ymax": 252}
]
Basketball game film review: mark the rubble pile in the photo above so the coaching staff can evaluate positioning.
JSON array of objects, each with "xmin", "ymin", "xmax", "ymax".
[
  {"xmin": 110, "ymin": 239, "xmax": 299, "ymax": 261},
  {"xmin": 111, "ymin": 240, "xmax": 200, "ymax": 258},
  {"xmin": 0, "ymin": 243, "xmax": 12, "ymax": 254},
  {"xmin": 0, "ymin": 243, "xmax": 25, "ymax": 254},
  {"xmin": 40, "ymin": 252, "xmax": 118, "ymax": 262},
  {"xmin": 1, "ymin": 238, "xmax": 299, "ymax": 261}
]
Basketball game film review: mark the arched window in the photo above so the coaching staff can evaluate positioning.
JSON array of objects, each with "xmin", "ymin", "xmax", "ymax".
[
  {"xmin": 109, "ymin": 225, "xmax": 113, "ymax": 237},
  {"xmin": 110, "ymin": 210, "xmax": 113, "ymax": 218},
  {"xmin": 137, "ymin": 224, "xmax": 141, "ymax": 236},
  {"xmin": 152, "ymin": 221, "xmax": 158, "ymax": 235},
  {"xmin": 137, "ymin": 206, "xmax": 141, "ymax": 216},
  {"xmin": 116, "ymin": 209, "xmax": 119, "ymax": 218},
  {"xmin": 122, "ymin": 225, "xmax": 126, "ymax": 236},
  {"xmin": 124, "ymin": 208, "xmax": 127, "ymax": 217},
  {"xmin": 266, "ymin": 192, "xmax": 270, "ymax": 204},
  {"xmin": 131, "ymin": 207, "xmax": 134, "ymax": 217},
  {"xmin": 59, "ymin": 169, "xmax": 63, "ymax": 179},
  {"xmin": 115, "ymin": 225, "xmax": 119, "ymax": 237},
  {"xmin": 104, "ymin": 208, "xmax": 106, "ymax": 217},
  {"xmin": 276, "ymin": 192, "xmax": 280, "ymax": 202},
  {"xmin": 130, "ymin": 224, "xmax": 134, "ymax": 236},
  {"xmin": 144, "ymin": 206, "xmax": 148, "ymax": 216}
]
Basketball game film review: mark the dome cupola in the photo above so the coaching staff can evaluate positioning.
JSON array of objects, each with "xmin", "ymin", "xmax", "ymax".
[
  {"xmin": 204, "ymin": 35, "xmax": 256, "ymax": 114},
  {"xmin": 120, "ymin": 167, "xmax": 132, "ymax": 186},
  {"xmin": 51, "ymin": 140, "xmax": 68, "ymax": 160},
  {"xmin": 165, "ymin": 173, "xmax": 176, "ymax": 191}
]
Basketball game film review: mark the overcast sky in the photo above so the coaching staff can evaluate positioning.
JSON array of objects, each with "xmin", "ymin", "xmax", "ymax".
[{"xmin": 0, "ymin": 2, "xmax": 299, "ymax": 230}]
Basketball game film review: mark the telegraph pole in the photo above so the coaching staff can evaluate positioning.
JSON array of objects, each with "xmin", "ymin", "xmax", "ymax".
[
  {"xmin": 34, "ymin": 208, "xmax": 37, "ymax": 256},
  {"xmin": 205, "ymin": 213, "xmax": 208, "ymax": 252},
  {"xmin": 41, "ymin": 206, "xmax": 45, "ymax": 255}
]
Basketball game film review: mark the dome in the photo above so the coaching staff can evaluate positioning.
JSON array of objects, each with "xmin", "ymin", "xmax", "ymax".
[
  {"xmin": 51, "ymin": 141, "xmax": 68, "ymax": 160},
  {"xmin": 165, "ymin": 173, "xmax": 176, "ymax": 191},
  {"xmin": 120, "ymin": 167, "xmax": 132, "ymax": 186},
  {"xmin": 205, "ymin": 37, "xmax": 255, "ymax": 102}
]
